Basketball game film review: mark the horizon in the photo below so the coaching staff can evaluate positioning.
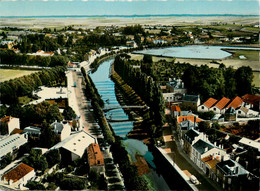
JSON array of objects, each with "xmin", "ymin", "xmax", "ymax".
[{"xmin": 0, "ymin": 1, "xmax": 259, "ymax": 17}]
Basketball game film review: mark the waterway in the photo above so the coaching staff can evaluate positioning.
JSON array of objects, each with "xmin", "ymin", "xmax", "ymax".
[
  {"xmin": 135, "ymin": 45, "xmax": 260, "ymax": 59},
  {"xmin": 90, "ymin": 59, "xmax": 170, "ymax": 190}
]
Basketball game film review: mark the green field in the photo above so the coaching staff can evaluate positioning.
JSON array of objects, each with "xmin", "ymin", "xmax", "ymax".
[
  {"xmin": 232, "ymin": 50, "xmax": 259, "ymax": 61},
  {"xmin": 0, "ymin": 69, "xmax": 39, "ymax": 82}
]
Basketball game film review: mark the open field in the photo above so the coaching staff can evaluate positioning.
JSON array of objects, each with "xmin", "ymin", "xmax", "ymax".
[
  {"xmin": 0, "ymin": 16, "xmax": 258, "ymax": 29},
  {"xmin": 0, "ymin": 69, "xmax": 39, "ymax": 82}
]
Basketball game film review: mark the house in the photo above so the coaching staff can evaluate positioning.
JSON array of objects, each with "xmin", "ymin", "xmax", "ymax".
[
  {"xmin": 87, "ymin": 143, "xmax": 104, "ymax": 167},
  {"xmin": 238, "ymin": 137, "xmax": 260, "ymax": 152},
  {"xmin": 183, "ymin": 129, "xmax": 200, "ymax": 157},
  {"xmin": 170, "ymin": 105, "xmax": 181, "ymax": 117},
  {"xmin": 210, "ymin": 97, "xmax": 230, "ymax": 114},
  {"xmin": 50, "ymin": 131, "xmax": 96, "ymax": 162},
  {"xmin": 181, "ymin": 95, "xmax": 200, "ymax": 111},
  {"xmin": 191, "ymin": 139, "xmax": 215, "ymax": 169},
  {"xmin": 201, "ymin": 155, "xmax": 220, "ymax": 180},
  {"xmin": 27, "ymin": 50, "xmax": 54, "ymax": 57},
  {"xmin": 236, "ymin": 106, "xmax": 259, "ymax": 117},
  {"xmin": 1, "ymin": 163, "xmax": 35, "ymax": 190},
  {"xmin": 242, "ymin": 94, "xmax": 260, "ymax": 111},
  {"xmin": 23, "ymin": 126, "xmax": 41, "ymax": 137},
  {"xmin": 165, "ymin": 78, "xmax": 187, "ymax": 101},
  {"xmin": 215, "ymin": 159, "xmax": 255, "ymax": 191},
  {"xmin": 198, "ymin": 98, "xmax": 218, "ymax": 112},
  {"xmin": 0, "ymin": 133, "xmax": 28, "ymax": 160},
  {"xmin": 51, "ymin": 121, "xmax": 71, "ymax": 141},
  {"xmin": 0, "ymin": 116, "xmax": 20, "ymax": 135},
  {"xmin": 177, "ymin": 115, "xmax": 202, "ymax": 124},
  {"xmin": 163, "ymin": 93, "xmax": 176, "ymax": 103}
]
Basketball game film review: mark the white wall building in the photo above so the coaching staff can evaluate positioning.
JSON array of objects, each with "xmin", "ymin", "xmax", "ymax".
[{"xmin": 0, "ymin": 116, "xmax": 20, "ymax": 135}]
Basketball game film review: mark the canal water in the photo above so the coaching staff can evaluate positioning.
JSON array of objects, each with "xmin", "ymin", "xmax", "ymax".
[
  {"xmin": 90, "ymin": 59, "xmax": 170, "ymax": 190},
  {"xmin": 135, "ymin": 45, "xmax": 260, "ymax": 59}
]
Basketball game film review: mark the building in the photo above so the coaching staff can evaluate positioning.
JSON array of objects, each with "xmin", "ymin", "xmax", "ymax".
[
  {"xmin": 51, "ymin": 121, "xmax": 71, "ymax": 141},
  {"xmin": 183, "ymin": 129, "xmax": 200, "ymax": 157},
  {"xmin": 0, "ymin": 133, "xmax": 28, "ymax": 160},
  {"xmin": 0, "ymin": 116, "xmax": 20, "ymax": 135},
  {"xmin": 191, "ymin": 139, "xmax": 215, "ymax": 169},
  {"xmin": 210, "ymin": 97, "xmax": 230, "ymax": 114},
  {"xmin": 87, "ymin": 143, "xmax": 104, "ymax": 167},
  {"xmin": 23, "ymin": 126, "xmax": 41, "ymax": 137},
  {"xmin": 242, "ymin": 94, "xmax": 260, "ymax": 111},
  {"xmin": 216, "ymin": 159, "xmax": 253, "ymax": 191},
  {"xmin": 198, "ymin": 98, "xmax": 218, "ymax": 112},
  {"xmin": 236, "ymin": 106, "xmax": 259, "ymax": 117},
  {"xmin": 163, "ymin": 78, "xmax": 187, "ymax": 102},
  {"xmin": 201, "ymin": 155, "xmax": 220, "ymax": 180},
  {"xmin": 1, "ymin": 163, "xmax": 35, "ymax": 190},
  {"xmin": 224, "ymin": 107, "xmax": 237, "ymax": 121},
  {"xmin": 27, "ymin": 50, "xmax": 54, "ymax": 57},
  {"xmin": 50, "ymin": 131, "xmax": 96, "ymax": 162},
  {"xmin": 181, "ymin": 95, "xmax": 200, "ymax": 111},
  {"xmin": 225, "ymin": 96, "xmax": 243, "ymax": 111}
]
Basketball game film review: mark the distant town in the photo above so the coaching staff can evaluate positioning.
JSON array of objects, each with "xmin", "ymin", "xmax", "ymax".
[{"xmin": 0, "ymin": 17, "xmax": 259, "ymax": 191}]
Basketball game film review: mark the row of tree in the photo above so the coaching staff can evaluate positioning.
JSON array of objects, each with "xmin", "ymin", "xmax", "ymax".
[
  {"xmin": 0, "ymin": 50, "xmax": 69, "ymax": 67},
  {"xmin": 81, "ymin": 67, "xmax": 115, "ymax": 144},
  {"xmin": 114, "ymin": 55, "xmax": 165, "ymax": 128},
  {"xmin": 0, "ymin": 66, "xmax": 66, "ymax": 104}
]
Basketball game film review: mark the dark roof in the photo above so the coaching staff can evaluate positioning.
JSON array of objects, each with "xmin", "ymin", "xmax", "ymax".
[
  {"xmin": 182, "ymin": 95, "xmax": 199, "ymax": 102},
  {"xmin": 185, "ymin": 129, "xmax": 199, "ymax": 142},
  {"xmin": 216, "ymin": 159, "xmax": 248, "ymax": 176},
  {"xmin": 225, "ymin": 107, "xmax": 236, "ymax": 114},
  {"xmin": 193, "ymin": 139, "xmax": 214, "ymax": 154},
  {"xmin": 51, "ymin": 122, "xmax": 63, "ymax": 133}
]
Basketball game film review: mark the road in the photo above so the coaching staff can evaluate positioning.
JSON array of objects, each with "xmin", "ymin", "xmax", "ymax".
[{"xmin": 71, "ymin": 71, "xmax": 97, "ymax": 134}]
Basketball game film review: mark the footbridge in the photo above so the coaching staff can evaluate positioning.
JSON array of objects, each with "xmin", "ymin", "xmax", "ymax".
[{"xmin": 104, "ymin": 105, "xmax": 149, "ymax": 112}]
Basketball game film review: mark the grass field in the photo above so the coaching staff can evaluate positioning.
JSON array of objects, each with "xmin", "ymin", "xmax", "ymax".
[
  {"xmin": 0, "ymin": 69, "xmax": 39, "ymax": 82},
  {"xmin": 232, "ymin": 50, "xmax": 259, "ymax": 61}
]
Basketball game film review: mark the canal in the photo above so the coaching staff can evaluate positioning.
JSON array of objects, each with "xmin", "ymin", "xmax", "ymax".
[{"xmin": 90, "ymin": 59, "xmax": 170, "ymax": 190}]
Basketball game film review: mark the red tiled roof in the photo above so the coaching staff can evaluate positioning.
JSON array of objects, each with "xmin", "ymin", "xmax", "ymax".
[
  {"xmin": 11, "ymin": 128, "xmax": 23, "ymax": 135},
  {"xmin": 2, "ymin": 163, "xmax": 34, "ymax": 183},
  {"xmin": 87, "ymin": 143, "xmax": 104, "ymax": 166},
  {"xmin": 203, "ymin": 98, "xmax": 218, "ymax": 108},
  {"xmin": 242, "ymin": 94, "xmax": 260, "ymax": 106},
  {"xmin": 214, "ymin": 97, "xmax": 230, "ymax": 110},
  {"xmin": 226, "ymin": 96, "xmax": 243, "ymax": 109},
  {"xmin": 177, "ymin": 115, "xmax": 202, "ymax": 123},
  {"xmin": 0, "ymin": 116, "xmax": 13, "ymax": 123},
  {"xmin": 171, "ymin": 105, "xmax": 181, "ymax": 112}
]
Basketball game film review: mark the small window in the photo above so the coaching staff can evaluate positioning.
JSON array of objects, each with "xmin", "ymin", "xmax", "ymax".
[
  {"xmin": 78, "ymin": 139, "xmax": 81, "ymax": 142},
  {"xmin": 238, "ymin": 111, "xmax": 241, "ymax": 114},
  {"xmin": 202, "ymin": 106, "xmax": 204, "ymax": 109},
  {"xmin": 214, "ymin": 108, "xmax": 216, "ymax": 111}
]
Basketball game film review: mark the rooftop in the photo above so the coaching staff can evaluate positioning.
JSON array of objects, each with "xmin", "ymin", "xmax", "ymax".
[
  {"xmin": 2, "ymin": 163, "xmax": 34, "ymax": 183},
  {"xmin": 182, "ymin": 95, "xmax": 199, "ymax": 102},
  {"xmin": 50, "ymin": 131, "xmax": 96, "ymax": 158},
  {"xmin": 239, "ymin": 137, "xmax": 260, "ymax": 151},
  {"xmin": 216, "ymin": 159, "xmax": 248, "ymax": 176},
  {"xmin": 226, "ymin": 96, "xmax": 243, "ymax": 110},
  {"xmin": 178, "ymin": 115, "xmax": 202, "ymax": 123},
  {"xmin": 214, "ymin": 97, "xmax": 230, "ymax": 110},
  {"xmin": 193, "ymin": 139, "xmax": 214, "ymax": 154},
  {"xmin": 185, "ymin": 129, "xmax": 199, "ymax": 142},
  {"xmin": 242, "ymin": 94, "xmax": 260, "ymax": 106},
  {"xmin": 171, "ymin": 105, "xmax": 181, "ymax": 112},
  {"xmin": 0, "ymin": 116, "xmax": 17, "ymax": 124},
  {"xmin": 87, "ymin": 143, "xmax": 104, "ymax": 166},
  {"xmin": 202, "ymin": 98, "xmax": 218, "ymax": 108}
]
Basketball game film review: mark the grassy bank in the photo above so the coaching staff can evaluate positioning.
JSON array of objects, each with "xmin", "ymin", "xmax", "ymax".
[{"xmin": 0, "ymin": 69, "xmax": 39, "ymax": 82}]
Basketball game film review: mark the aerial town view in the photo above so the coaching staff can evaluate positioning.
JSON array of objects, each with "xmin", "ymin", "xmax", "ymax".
[{"xmin": 0, "ymin": 0, "xmax": 259, "ymax": 190}]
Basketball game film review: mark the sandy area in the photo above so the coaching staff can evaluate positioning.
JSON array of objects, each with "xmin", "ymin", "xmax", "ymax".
[{"xmin": 0, "ymin": 16, "xmax": 258, "ymax": 29}]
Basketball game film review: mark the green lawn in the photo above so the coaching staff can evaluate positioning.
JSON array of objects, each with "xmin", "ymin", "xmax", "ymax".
[
  {"xmin": 232, "ymin": 50, "xmax": 259, "ymax": 61},
  {"xmin": 0, "ymin": 69, "xmax": 39, "ymax": 82}
]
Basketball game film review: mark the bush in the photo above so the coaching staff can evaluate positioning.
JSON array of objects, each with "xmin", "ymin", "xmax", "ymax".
[{"xmin": 60, "ymin": 178, "xmax": 86, "ymax": 190}]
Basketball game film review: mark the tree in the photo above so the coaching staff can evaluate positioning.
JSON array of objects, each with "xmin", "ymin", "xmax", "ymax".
[
  {"xmin": 26, "ymin": 181, "xmax": 46, "ymax": 190},
  {"xmin": 45, "ymin": 149, "xmax": 61, "ymax": 168},
  {"xmin": 47, "ymin": 103, "xmax": 63, "ymax": 123},
  {"xmin": 62, "ymin": 106, "xmax": 77, "ymax": 120},
  {"xmin": 143, "ymin": 54, "xmax": 153, "ymax": 64},
  {"xmin": 198, "ymin": 121, "xmax": 210, "ymax": 133},
  {"xmin": 22, "ymin": 150, "xmax": 48, "ymax": 171},
  {"xmin": 40, "ymin": 121, "xmax": 58, "ymax": 148},
  {"xmin": 235, "ymin": 66, "xmax": 253, "ymax": 96},
  {"xmin": 60, "ymin": 178, "xmax": 86, "ymax": 190}
]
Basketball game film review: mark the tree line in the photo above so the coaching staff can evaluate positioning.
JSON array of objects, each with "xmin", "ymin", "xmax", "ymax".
[
  {"xmin": 0, "ymin": 66, "xmax": 66, "ymax": 104},
  {"xmin": 114, "ymin": 54, "xmax": 165, "ymax": 129},
  {"xmin": 0, "ymin": 50, "xmax": 69, "ymax": 67},
  {"xmin": 81, "ymin": 67, "xmax": 115, "ymax": 144}
]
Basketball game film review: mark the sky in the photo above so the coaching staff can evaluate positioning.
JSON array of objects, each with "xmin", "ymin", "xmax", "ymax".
[{"xmin": 0, "ymin": 0, "xmax": 259, "ymax": 16}]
